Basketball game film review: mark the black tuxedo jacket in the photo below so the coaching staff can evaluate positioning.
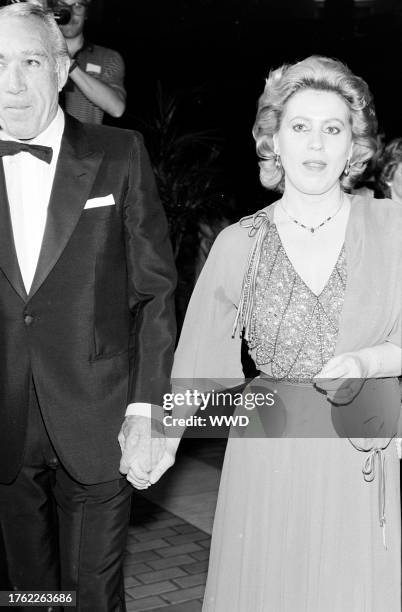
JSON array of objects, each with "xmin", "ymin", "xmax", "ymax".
[{"xmin": 0, "ymin": 115, "xmax": 176, "ymax": 485}]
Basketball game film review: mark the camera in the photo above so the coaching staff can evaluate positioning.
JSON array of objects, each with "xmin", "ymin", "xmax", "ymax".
[
  {"xmin": 51, "ymin": 7, "xmax": 71, "ymax": 25},
  {"xmin": 47, "ymin": 1, "xmax": 72, "ymax": 25}
]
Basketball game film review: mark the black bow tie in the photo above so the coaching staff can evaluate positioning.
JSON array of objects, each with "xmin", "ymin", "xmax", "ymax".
[{"xmin": 0, "ymin": 140, "xmax": 53, "ymax": 164}]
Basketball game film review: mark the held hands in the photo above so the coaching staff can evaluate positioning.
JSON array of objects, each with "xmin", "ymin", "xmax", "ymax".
[
  {"xmin": 118, "ymin": 415, "xmax": 164, "ymax": 489},
  {"xmin": 118, "ymin": 416, "xmax": 178, "ymax": 489},
  {"xmin": 313, "ymin": 351, "xmax": 368, "ymax": 405}
]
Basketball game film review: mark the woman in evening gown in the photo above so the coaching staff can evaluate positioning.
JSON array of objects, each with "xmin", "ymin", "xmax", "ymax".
[{"xmin": 170, "ymin": 56, "xmax": 402, "ymax": 611}]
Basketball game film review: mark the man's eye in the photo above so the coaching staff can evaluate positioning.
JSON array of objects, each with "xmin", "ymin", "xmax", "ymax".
[
  {"xmin": 26, "ymin": 59, "xmax": 41, "ymax": 67},
  {"xmin": 325, "ymin": 126, "xmax": 340, "ymax": 135}
]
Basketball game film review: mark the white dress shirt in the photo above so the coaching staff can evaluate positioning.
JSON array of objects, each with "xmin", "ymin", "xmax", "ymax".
[
  {"xmin": 2, "ymin": 107, "xmax": 64, "ymax": 293},
  {"xmin": 2, "ymin": 106, "xmax": 148, "ymax": 419}
]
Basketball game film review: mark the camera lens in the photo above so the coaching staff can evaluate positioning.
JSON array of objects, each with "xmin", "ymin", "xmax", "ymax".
[{"xmin": 53, "ymin": 7, "xmax": 71, "ymax": 26}]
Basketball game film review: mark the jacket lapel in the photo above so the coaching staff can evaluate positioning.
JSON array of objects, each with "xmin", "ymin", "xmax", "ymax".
[
  {"xmin": 0, "ymin": 160, "xmax": 28, "ymax": 301},
  {"xmin": 28, "ymin": 116, "xmax": 104, "ymax": 300}
]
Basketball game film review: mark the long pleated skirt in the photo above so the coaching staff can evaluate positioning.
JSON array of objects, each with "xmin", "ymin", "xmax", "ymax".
[{"xmin": 202, "ymin": 380, "xmax": 401, "ymax": 612}]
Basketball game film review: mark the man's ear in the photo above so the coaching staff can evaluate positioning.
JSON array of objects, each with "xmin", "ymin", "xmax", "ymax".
[{"xmin": 57, "ymin": 58, "xmax": 70, "ymax": 92}]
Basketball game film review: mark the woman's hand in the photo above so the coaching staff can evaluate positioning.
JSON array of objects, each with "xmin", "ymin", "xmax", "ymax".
[
  {"xmin": 313, "ymin": 352, "xmax": 368, "ymax": 405},
  {"xmin": 149, "ymin": 437, "xmax": 181, "ymax": 484}
]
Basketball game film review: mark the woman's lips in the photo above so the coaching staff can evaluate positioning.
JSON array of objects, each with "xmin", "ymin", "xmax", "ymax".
[{"xmin": 303, "ymin": 160, "xmax": 327, "ymax": 171}]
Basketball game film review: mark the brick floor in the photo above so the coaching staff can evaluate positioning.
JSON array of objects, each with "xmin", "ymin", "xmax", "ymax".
[
  {"xmin": 124, "ymin": 441, "xmax": 227, "ymax": 611},
  {"xmin": 124, "ymin": 494, "xmax": 210, "ymax": 611}
]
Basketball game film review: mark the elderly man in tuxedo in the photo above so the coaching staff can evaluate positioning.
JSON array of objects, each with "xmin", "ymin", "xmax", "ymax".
[{"xmin": 0, "ymin": 3, "xmax": 176, "ymax": 611}]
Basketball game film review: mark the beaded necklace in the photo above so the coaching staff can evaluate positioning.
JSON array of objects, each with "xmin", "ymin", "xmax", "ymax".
[{"xmin": 280, "ymin": 198, "xmax": 344, "ymax": 234}]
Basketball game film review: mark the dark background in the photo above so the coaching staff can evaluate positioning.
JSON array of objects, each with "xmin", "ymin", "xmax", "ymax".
[{"xmin": 85, "ymin": 0, "xmax": 402, "ymax": 213}]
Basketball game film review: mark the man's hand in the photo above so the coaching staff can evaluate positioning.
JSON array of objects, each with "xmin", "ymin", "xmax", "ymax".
[
  {"xmin": 118, "ymin": 416, "xmax": 165, "ymax": 489},
  {"xmin": 314, "ymin": 352, "xmax": 367, "ymax": 405}
]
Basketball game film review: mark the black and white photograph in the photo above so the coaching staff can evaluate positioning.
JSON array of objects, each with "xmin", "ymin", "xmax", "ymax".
[{"xmin": 0, "ymin": 1, "xmax": 401, "ymax": 611}]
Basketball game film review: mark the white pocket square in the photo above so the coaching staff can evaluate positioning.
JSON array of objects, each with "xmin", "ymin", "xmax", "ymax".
[{"xmin": 84, "ymin": 194, "xmax": 115, "ymax": 209}]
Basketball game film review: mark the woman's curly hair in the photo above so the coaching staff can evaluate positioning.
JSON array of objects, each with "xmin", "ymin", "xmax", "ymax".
[{"xmin": 252, "ymin": 56, "xmax": 378, "ymax": 192}]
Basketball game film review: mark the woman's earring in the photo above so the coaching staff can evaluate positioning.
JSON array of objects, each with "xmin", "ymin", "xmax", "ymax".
[
  {"xmin": 343, "ymin": 159, "xmax": 351, "ymax": 176},
  {"xmin": 275, "ymin": 153, "xmax": 281, "ymax": 169}
]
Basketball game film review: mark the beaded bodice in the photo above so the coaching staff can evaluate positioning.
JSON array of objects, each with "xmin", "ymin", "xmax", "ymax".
[{"xmin": 248, "ymin": 223, "xmax": 347, "ymax": 382}]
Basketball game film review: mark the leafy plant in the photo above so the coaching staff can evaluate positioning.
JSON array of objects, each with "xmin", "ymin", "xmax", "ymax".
[{"xmin": 134, "ymin": 82, "xmax": 229, "ymax": 259}]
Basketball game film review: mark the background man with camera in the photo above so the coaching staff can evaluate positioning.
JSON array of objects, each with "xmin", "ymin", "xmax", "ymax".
[{"xmin": 56, "ymin": 0, "xmax": 126, "ymax": 124}]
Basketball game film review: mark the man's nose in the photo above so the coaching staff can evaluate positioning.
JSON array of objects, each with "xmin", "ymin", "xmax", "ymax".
[{"xmin": 6, "ymin": 65, "xmax": 27, "ymax": 94}]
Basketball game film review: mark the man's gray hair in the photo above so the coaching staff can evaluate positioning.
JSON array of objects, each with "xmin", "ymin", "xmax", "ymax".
[{"xmin": 0, "ymin": 2, "xmax": 69, "ymax": 63}]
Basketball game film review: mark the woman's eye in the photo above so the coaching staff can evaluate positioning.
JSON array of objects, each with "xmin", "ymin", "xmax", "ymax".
[
  {"xmin": 325, "ymin": 126, "xmax": 340, "ymax": 135},
  {"xmin": 292, "ymin": 123, "xmax": 307, "ymax": 132}
]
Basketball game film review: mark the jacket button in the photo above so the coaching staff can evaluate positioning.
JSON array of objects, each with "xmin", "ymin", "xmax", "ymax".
[{"xmin": 24, "ymin": 315, "xmax": 34, "ymax": 326}]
